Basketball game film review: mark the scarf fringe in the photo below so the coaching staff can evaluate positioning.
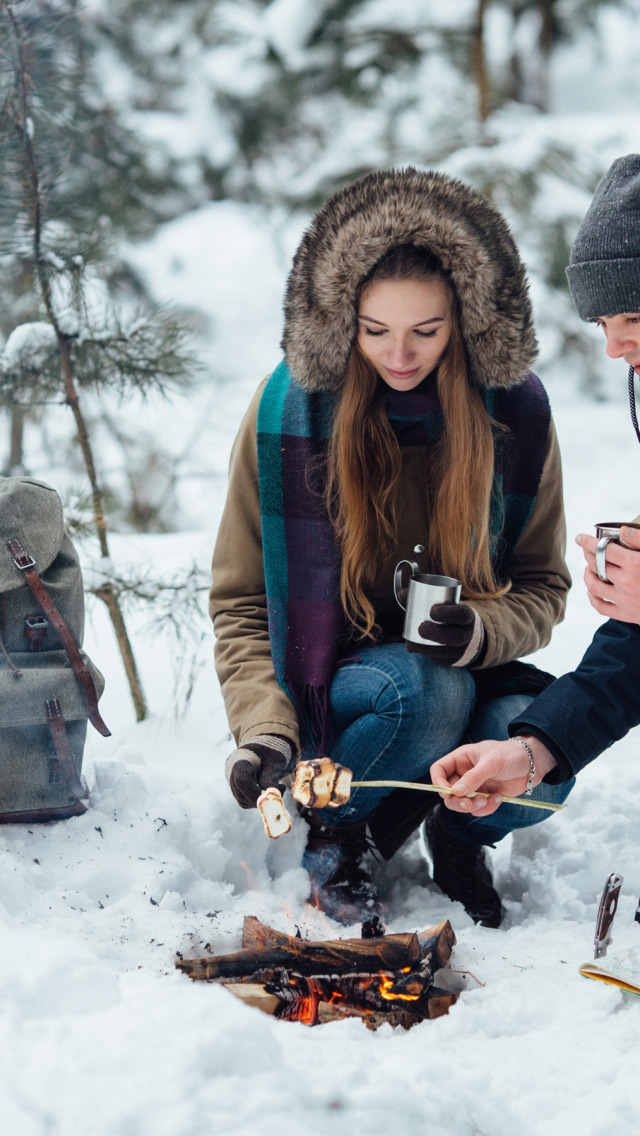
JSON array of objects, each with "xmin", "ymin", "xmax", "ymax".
[{"xmin": 288, "ymin": 681, "xmax": 330, "ymax": 755}]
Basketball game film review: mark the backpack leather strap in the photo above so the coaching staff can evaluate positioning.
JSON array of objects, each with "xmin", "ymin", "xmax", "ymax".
[
  {"xmin": 46, "ymin": 698, "xmax": 88, "ymax": 799},
  {"xmin": 7, "ymin": 538, "xmax": 111, "ymax": 737}
]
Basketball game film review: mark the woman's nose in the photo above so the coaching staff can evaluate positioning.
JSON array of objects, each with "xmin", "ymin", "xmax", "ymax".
[{"xmin": 386, "ymin": 338, "xmax": 414, "ymax": 366}]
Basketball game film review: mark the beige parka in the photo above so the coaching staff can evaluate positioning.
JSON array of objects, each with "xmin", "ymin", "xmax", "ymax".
[{"xmin": 210, "ymin": 168, "xmax": 570, "ymax": 755}]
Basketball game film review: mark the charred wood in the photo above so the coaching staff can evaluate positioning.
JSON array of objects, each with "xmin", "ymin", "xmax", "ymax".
[
  {"xmin": 175, "ymin": 918, "xmax": 458, "ymax": 1029},
  {"xmin": 220, "ymin": 973, "xmax": 457, "ymax": 1028},
  {"xmin": 177, "ymin": 920, "xmax": 422, "ymax": 981}
]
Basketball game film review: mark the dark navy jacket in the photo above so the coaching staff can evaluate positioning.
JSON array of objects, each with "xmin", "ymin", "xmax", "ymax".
[{"xmin": 509, "ymin": 618, "xmax": 640, "ymax": 782}]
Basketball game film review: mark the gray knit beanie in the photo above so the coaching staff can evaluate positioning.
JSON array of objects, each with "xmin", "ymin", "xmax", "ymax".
[{"xmin": 566, "ymin": 153, "xmax": 640, "ymax": 320}]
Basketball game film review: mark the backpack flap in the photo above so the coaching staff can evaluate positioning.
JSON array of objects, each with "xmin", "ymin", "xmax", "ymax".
[
  {"xmin": 0, "ymin": 651, "xmax": 105, "ymax": 726},
  {"xmin": 0, "ymin": 653, "xmax": 105, "ymax": 817},
  {"xmin": 0, "ymin": 477, "xmax": 64, "ymax": 591}
]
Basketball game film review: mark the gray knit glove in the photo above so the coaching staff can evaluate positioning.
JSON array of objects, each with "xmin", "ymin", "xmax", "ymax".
[{"xmin": 226, "ymin": 735, "xmax": 294, "ymax": 810}]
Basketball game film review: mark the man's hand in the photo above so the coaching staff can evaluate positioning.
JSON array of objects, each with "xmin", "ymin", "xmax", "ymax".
[
  {"xmin": 576, "ymin": 526, "xmax": 640, "ymax": 623},
  {"xmin": 226, "ymin": 735, "xmax": 293, "ymax": 810},
  {"xmin": 430, "ymin": 737, "xmax": 557, "ymax": 816}
]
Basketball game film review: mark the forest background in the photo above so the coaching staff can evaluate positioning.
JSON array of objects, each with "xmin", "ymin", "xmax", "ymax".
[
  {"xmin": 1, "ymin": 3, "xmax": 640, "ymax": 1135},
  {"xmin": 3, "ymin": 0, "xmax": 639, "ymax": 716},
  {"xmin": 2, "ymin": 0, "xmax": 638, "ymax": 536}
]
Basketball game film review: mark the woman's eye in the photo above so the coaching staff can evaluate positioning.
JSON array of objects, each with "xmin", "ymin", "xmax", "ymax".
[
  {"xmin": 363, "ymin": 327, "xmax": 385, "ymax": 337},
  {"xmin": 416, "ymin": 329, "xmax": 438, "ymax": 339}
]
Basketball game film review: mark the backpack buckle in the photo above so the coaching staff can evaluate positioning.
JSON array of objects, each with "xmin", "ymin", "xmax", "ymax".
[
  {"xmin": 25, "ymin": 615, "xmax": 49, "ymax": 651},
  {"xmin": 7, "ymin": 539, "xmax": 36, "ymax": 571}
]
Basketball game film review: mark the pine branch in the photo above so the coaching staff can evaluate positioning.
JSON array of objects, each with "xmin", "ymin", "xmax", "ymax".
[{"xmin": 1, "ymin": 0, "xmax": 149, "ymax": 721}]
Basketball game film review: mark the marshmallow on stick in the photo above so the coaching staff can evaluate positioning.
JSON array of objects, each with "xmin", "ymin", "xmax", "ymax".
[
  {"xmin": 291, "ymin": 758, "xmax": 353, "ymax": 809},
  {"xmin": 257, "ymin": 787, "xmax": 292, "ymax": 838}
]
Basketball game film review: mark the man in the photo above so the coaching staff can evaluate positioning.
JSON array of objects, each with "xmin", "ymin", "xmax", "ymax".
[{"xmin": 430, "ymin": 153, "xmax": 640, "ymax": 831}]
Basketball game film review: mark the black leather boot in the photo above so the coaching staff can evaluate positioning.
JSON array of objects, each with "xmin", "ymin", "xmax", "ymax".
[
  {"xmin": 425, "ymin": 805, "xmax": 504, "ymax": 928},
  {"xmin": 301, "ymin": 810, "xmax": 381, "ymax": 926},
  {"xmin": 368, "ymin": 780, "xmax": 438, "ymax": 860}
]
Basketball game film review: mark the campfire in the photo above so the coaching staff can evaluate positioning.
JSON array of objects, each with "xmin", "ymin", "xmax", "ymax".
[{"xmin": 176, "ymin": 916, "xmax": 459, "ymax": 1029}]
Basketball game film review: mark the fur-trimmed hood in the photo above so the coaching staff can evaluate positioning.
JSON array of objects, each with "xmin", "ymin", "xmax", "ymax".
[{"xmin": 281, "ymin": 167, "xmax": 537, "ymax": 392}]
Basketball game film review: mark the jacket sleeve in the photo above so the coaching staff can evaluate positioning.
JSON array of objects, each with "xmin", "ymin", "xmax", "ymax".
[
  {"xmin": 209, "ymin": 381, "xmax": 301, "ymax": 751},
  {"xmin": 469, "ymin": 419, "xmax": 571, "ymax": 668},
  {"xmin": 508, "ymin": 618, "xmax": 640, "ymax": 781}
]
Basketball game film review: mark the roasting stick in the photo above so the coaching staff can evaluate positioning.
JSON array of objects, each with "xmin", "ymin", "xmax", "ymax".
[{"xmin": 349, "ymin": 779, "xmax": 565, "ymax": 812}]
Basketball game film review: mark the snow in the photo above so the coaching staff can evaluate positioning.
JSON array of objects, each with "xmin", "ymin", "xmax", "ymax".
[
  {"xmin": 262, "ymin": 0, "xmax": 322, "ymax": 68},
  {"xmin": 2, "ymin": 385, "xmax": 639, "ymax": 1136},
  {"xmin": 5, "ymin": 6, "xmax": 640, "ymax": 1134},
  {"xmin": 1, "ymin": 323, "xmax": 58, "ymax": 370}
]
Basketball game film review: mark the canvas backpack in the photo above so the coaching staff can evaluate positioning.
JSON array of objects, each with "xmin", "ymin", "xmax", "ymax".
[{"xmin": 0, "ymin": 476, "xmax": 110, "ymax": 822}]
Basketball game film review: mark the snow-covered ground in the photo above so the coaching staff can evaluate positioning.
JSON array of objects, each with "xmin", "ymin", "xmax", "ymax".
[
  {"xmin": 3, "ymin": 387, "xmax": 640, "ymax": 1136},
  {"xmin": 5, "ymin": 7, "xmax": 640, "ymax": 1119},
  {"xmin": 4, "ymin": 249, "xmax": 640, "ymax": 1135}
]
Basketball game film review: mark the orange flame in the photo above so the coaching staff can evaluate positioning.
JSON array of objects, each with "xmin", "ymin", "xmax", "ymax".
[
  {"xmin": 239, "ymin": 861, "xmax": 257, "ymax": 890},
  {"xmin": 378, "ymin": 974, "xmax": 421, "ymax": 1002}
]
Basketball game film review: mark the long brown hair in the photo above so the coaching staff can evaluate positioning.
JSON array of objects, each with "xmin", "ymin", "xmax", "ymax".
[{"xmin": 325, "ymin": 244, "xmax": 508, "ymax": 638}]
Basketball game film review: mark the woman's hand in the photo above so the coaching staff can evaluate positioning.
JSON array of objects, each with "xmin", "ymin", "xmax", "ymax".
[
  {"xmin": 577, "ymin": 527, "xmax": 640, "ymax": 623},
  {"xmin": 407, "ymin": 602, "xmax": 485, "ymax": 666},
  {"xmin": 430, "ymin": 736, "xmax": 557, "ymax": 816},
  {"xmin": 226, "ymin": 735, "xmax": 293, "ymax": 809}
]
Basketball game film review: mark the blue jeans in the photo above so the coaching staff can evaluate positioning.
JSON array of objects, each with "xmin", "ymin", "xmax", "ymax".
[{"xmin": 306, "ymin": 643, "xmax": 574, "ymax": 846}]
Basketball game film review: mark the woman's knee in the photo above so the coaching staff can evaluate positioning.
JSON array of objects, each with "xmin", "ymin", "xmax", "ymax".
[
  {"xmin": 370, "ymin": 650, "xmax": 475, "ymax": 735},
  {"xmin": 330, "ymin": 645, "xmax": 475, "ymax": 739}
]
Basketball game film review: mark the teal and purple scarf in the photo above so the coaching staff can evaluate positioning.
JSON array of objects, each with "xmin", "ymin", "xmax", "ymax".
[{"xmin": 257, "ymin": 360, "xmax": 551, "ymax": 750}]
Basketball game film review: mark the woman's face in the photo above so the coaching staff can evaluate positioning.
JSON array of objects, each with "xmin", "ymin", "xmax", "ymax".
[{"xmin": 357, "ymin": 277, "xmax": 452, "ymax": 392}]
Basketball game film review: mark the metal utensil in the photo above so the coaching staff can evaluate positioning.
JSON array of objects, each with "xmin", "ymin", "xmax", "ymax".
[{"xmin": 594, "ymin": 872, "xmax": 623, "ymax": 959}]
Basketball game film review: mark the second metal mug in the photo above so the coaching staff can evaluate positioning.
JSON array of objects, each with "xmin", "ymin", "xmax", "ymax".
[
  {"xmin": 594, "ymin": 521, "xmax": 640, "ymax": 582},
  {"xmin": 393, "ymin": 560, "xmax": 461, "ymax": 646}
]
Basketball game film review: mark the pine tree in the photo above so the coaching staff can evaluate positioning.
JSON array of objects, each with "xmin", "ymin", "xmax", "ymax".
[
  {"xmin": 0, "ymin": 0, "xmax": 196, "ymax": 480},
  {"xmin": 0, "ymin": 0, "xmax": 197, "ymax": 719},
  {"xmin": 493, "ymin": 0, "xmax": 626, "ymax": 113}
]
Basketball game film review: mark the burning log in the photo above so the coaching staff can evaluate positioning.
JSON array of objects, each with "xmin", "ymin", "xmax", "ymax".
[
  {"xmin": 176, "ymin": 917, "xmax": 459, "ymax": 1029},
  {"xmin": 176, "ymin": 927, "xmax": 422, "ymax": 980}
]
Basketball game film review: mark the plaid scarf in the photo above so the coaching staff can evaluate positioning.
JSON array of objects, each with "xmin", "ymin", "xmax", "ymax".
[{"xmin": 257, "ymin": 359, "xmax": 551, "ymax": 750}]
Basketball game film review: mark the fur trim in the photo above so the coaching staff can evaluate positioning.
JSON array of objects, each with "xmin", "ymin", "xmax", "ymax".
[{"xmin": 282, "ymin": 167, "xmax": 538, "ymax": 392}]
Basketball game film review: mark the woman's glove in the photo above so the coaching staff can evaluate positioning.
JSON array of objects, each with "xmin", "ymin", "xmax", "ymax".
[
  {"xmin": 226, "ymin": 735, "xmax": 294, "ymax": 809},
  {"xmin": 408, "ymin": 602, "xmax": 485, "ymax": 667}
]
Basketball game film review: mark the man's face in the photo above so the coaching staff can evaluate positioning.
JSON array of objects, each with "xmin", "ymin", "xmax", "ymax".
[{"xmin": 594, "ymin": 313, "xmax": 640, "ymax": 374}]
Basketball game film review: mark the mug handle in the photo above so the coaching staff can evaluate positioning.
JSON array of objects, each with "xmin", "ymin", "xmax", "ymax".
[
  {"xmin": 595, "ymin": 536, "xmax": 613, "ymax": 583},
  {"xmin": 393, "ymin": 560, "xmax": 420, "ymax": 609}
]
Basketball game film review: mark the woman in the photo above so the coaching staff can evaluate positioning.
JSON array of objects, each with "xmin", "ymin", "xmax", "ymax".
[{"xmin": 210, "ymin": 167, "xmax": 572, "ymax": 928}]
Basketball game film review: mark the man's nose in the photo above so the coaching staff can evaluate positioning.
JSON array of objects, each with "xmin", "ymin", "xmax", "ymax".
[{"xmin": 605, "ymin": 330, "xmax": 633, "ymax": 359}]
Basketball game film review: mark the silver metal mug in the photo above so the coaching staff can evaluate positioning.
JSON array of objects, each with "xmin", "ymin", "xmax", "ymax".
[
  {"xmin": 393, "ymin": 560, "xmax": 461, "ymax": 646},
  {"xmin": 594, "ymin": 521, "xmax": 640, "ymax": 582}
]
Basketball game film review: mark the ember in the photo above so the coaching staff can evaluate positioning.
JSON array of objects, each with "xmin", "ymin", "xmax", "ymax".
[{"xmin": 176, "ymin": 916, "xmax": 459, "ymax": 1029}]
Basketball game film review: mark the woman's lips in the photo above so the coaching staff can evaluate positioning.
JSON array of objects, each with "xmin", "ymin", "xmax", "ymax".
[{"xmin": 386, "ymin": 367, "xmax": 420, "ymax": 380}]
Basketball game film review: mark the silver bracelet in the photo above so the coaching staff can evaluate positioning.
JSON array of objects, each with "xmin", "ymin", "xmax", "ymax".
[{"xmin": 513, "ymin": 736, "xmax": 536, "ymax": 796}]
